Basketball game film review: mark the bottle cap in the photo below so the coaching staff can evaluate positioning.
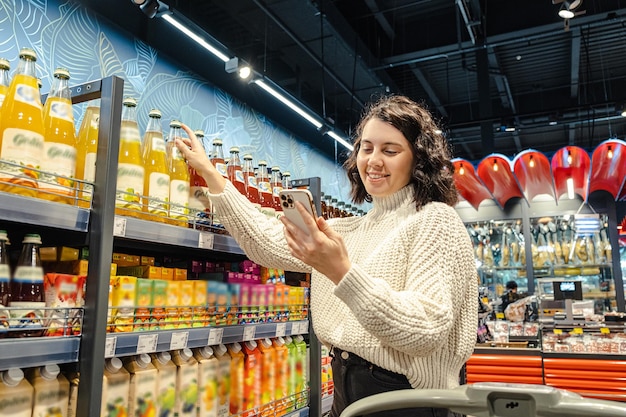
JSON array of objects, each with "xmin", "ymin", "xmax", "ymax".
[
  {"xmin": 229, "ymin": 146, "xmax": 240, "ymax": 153},
  {"xmin": 243, "ymin": 153, "xmax": 253, "ymax": 160},
  {"xmin": 212, "ymin": 138, "xmax": 223, "ymax": 146},
  {"xmin": 179, "ymin": 347, "xmax": 193, "ymax": 361},
  {"xmin": 169, "ymin": 119, "xmax": 182, "ymax": 128},
  {"xmin": 0, "ymin": 58, "xmax": 10, "ymax": 70},
  {"xmin": 22, "ymin": 234, "xmax": 42, "ymax": 244},
  {"xmin": 258, "ymin": 160, "xmax": 268, "ymax": 166},
  {"xmin": 148, "ymin": 108, "xmax": 162, "ymax": 118},
  {"xmin": 41, "ymin": 364, "xmax": 60, "ymax": 380},
  {"xmin": 155, "ymin": 351, "xmax": 171, "ymax": 364},
  {"xmin": 136, "ymin": 353, "xmax": 151, "ymax": 368},
  {"xmin": 0, "ymin": 230, "xmax": 7, "ymax": 241},
  {"xmin": 53, "ymin": 67, "xmax": 70, "ymax": 79},
  {"xmin": 260, "ymin": 338, "xmax": 272, "ymax": 349},
  {"xmin": 198, "ymin": 346, "xmax": 214, "ymax": 358},
  {"xmin": 193, "ymin": 129, "xmax": 205, "ymax": 138},
  {"xmin": 213, "ymin": 344, "xmax": 228, "ymax": 356},
  {"xmin": 271, "ymin": 166, "xmax": 280, "ymax": 172},
  {"xmin": 244, "ymin": 340, "xmax": 257, "ymax": 350},
  {"xmin": 106, "ymin": 357, "xmax": 123, "ymax": 372},
  {"xmin": 294, "ymin": 334, "xmax": 304, "ymax": 343},
  {"xmin": 19, "ymin": 47, "xmax": 37, "ymax": 61},
  {"xmin": 282, "ymin": 171, "xmax": 291, "ymax": 177},
  {"xmin": 123, "ymin": 97, "xmax": 137, "ymax": 107},
  {"xmin": 2, "ymin": 368, "xmax": 24, "ymax": 386},
  {"xmin": 273, "ymin": 336, "xmax": 285, "ymax": 346},
  {"xmin": 228, "ymin": 342, "xmax": 242, "ymax": 354}
]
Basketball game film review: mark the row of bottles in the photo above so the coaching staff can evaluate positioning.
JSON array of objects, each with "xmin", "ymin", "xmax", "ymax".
[{"xmin": 320, "ymin": 193, "xmax": 364, "ymax": 219}]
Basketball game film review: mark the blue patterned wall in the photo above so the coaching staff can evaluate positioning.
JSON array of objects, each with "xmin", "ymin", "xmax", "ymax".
[{"xmin": 0, "ymin": 0, "xmax": 358, "ymax": 207}]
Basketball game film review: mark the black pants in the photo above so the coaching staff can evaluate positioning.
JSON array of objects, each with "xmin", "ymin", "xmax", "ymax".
[{"xmin": 329, "ymin": 347, "xmax": 461, "ymax": 417}]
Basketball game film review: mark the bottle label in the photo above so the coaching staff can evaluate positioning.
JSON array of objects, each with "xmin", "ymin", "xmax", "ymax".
[
  {"xmin": 48, "ymin": 100, "xmax": 74, "ymax": 123},
  {"xmin": 121, "ymin": 125, "xmax": 141, "ymax": 143},
  {"xmin": 234, "ymin": 170, "xmax": 245, "ymax": 184},
  {"xmin": 14, "ymin": 83, "xmax": 40, "ymax": 108},
  {"xmin": 116, "ymin": 163, "xmax": 144, "ymax": 210},
  {"xmin": 0, "ymin": 128, "xmax": 44, "ymax": 182},
  {"xmin": 214, "ymin": 162, "xmax": 227, "ymax": 178},
  {"xmin": 152, "ymin": 137, "xmax": 166, "ymax": 153},
  {"xmin": 247, "ymin": 176, "xmax": 258, "ymax": 189},
  {"xmin": 40, "ymin": 142, "xmax": 77, "ymax": 192},
  {"xmin": 147, "ymin": 172, "xmax": 170, "ymax": 214},
  {"xmin": 188, "ymin": 185, "xmax": 210, "ymax": 212},
  {"xmin": 81, "ymin": 152, "xmax": 97, "ymax": 200},
  {"xmin": 8, "ymin": 301, "xmax": 45, "ymax": 331},
  {"xmin": 258, "ymin": 181, "xmax": 271, "ymax": 194},
  {"xmin": 170, "ymin": 179, "xmax": 189, "ymax": 217},
  {"xmin": 272, "ymin": 185, "xmax": 283, "ymax": 198},
  {"xmin": 13, "ymin": 266, "xmax": 44, "ymax": 283},
  {"xmin": 0, "ymin": 93, "xmax": 6, "ymax": 107},
  {"xmin": 0, "ymin": 264, "xmax": 9, "ymax": 282}
]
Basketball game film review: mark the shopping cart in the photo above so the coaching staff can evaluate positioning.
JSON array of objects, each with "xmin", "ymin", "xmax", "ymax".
[{"xmin": 339, "ymin": 382, "xmax": 626, "ymax": 417}]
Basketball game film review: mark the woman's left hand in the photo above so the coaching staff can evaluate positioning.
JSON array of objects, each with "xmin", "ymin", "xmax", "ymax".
[{"xmin": 280, "ymin": 202, "xmax": 351, "ymax": 285}]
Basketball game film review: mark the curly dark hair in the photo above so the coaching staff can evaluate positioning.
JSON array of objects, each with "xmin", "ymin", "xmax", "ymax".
[{"xmin": 343, "ymin": 95, "xmax": 458, "ymax": 209}]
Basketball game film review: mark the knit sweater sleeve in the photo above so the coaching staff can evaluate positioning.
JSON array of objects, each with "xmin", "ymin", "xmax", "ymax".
[
  {"xmin": 208, "ymin": 181, "xmax": 312, "ymax": 273},
  {"xmin": 333, "ymin": 203, "xmax": 476, "ymax": 357}
]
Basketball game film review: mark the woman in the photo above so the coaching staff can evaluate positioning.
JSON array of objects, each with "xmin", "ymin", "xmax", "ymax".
[{"xmin": 176, "ymin": 95, "xmax": 477, "ymax": 417}]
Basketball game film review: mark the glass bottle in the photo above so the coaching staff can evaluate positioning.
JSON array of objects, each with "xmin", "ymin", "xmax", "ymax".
[
  {"xmin": 116, "ymin": 97, "xmax": 144, "ymax": 218},
  {"xmin": 39, "ymin": 68, "xmax": 78, "ymax": 205},
  {"xmin": 320, "ymin": 192, "xmax": 327, "ymax": 219},
  {"xmin": 166, "ymin": 120, "xmax": 190, "ymax": 227},
  {"xmin": 242, "ymin": 153, "xmax": 260, "ymax": 207},
  {"xmin": 0, "ymin": 48, "xmax": 45, "ymax": 197},
  {"xmin": 331, "ymin": 198, "xmax": 339, "ymax": 218},
  {"xmin": 227, "ymin": 146, "xmax": 246, "ymax": 195},
  {"xmin": 323, "ymin": 195, "xmax": 333, "ymax": 219},
  {"xmin": 141, "ymin": 109, "xmax": 169, "ymax": 222},
  {"xmin": 10, "ymin": 233, "xmax": 45, "ymax": 337},
  {"xmin": 188, "ymin": 130, "xmax": 211, "ymax": 225},
  {"xmin": 0, "ymin": 230, "xmax": 10, "ymax": 338},
  {"xmin": 0, "ymin": 58, "xmax": 10, "ymax": 109},
  {"xmin": 282, "ymin": 171, "xmax": 292, "ymax": 190},
  {"xmin": 210, "ymin": 138, "xmax": 227, "ymax": 179},
  {"xmin": 270, "ymin": 166, "xmax": 283, "ymax": 212},
  {"xmin": 337, "ymin": 201, "xmax": 346, "ymax": 218},
  {"xmin": 257, "ymin": 160, "xmax": 273, "ymax": 210},
  {"xmin": 74, "ymin": 100, "xmax": 100, "ymax": 208}
]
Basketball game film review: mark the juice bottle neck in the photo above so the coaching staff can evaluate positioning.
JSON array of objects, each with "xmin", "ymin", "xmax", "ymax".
[
  {"xmin": 48, "ymin": 76, "xmax": 71, "ymax": 101},
  {"xmin": 16, "ymin": 56, "xmax": 37, "ymax": 79}
]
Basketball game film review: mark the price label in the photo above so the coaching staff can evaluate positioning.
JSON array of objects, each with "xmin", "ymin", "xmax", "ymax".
[
  {"xmin": 136, "ymin": 333, "xmax": 159, "ymax": 354},
  {"xmin": 294, "ymin": 321, "xmax": 308, "ymax": 334},
  {"xmin": 207, "ymin": 328, "xmax": 224, "ymax": 346},
  {"xmin": 105, "ymin": 336, "xmax": 117, "ymax": 358},
  {"xmin": 495, "ymin": 312, "xmax": 505, "ymax": 319},
  {"xmin": 113, "ymin": 216, "xmax": 127, "ymax": 237},
  {"xmin": 553, "ymin": 329, "xmax": 563, "ymax": 335},
  {"xmin": 291, "ymin": 411, "xmax": 300, "ymax": 417},
  {"xmin": 170, "ymin": 331, "xmax": 189, "ymax": 350},
  {"xmin": 600, "ymin": 327, "xmax": 610, "ymax": 334},
  {"xmin": 572, "ymin": 327, "xmax": 584, "ymax": 335},
  {"xmin": 243, "ymin": 325, "xmax": 256, "ymax": 341},
  {"xmin": 275, "ymin": 322, "xmax": 287, "ymax": 337},
  {"xmin": 198, "ymin": 232, "xmax": 214, "ymax": 249}
]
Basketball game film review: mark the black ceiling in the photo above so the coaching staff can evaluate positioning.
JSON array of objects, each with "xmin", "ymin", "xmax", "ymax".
[{"xmin": 85, "ymin": 0, "xmax": 626, "ymax": 164}]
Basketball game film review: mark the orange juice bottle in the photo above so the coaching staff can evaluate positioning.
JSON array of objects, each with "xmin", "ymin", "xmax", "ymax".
[
  {"xmin": 171, "ymin": 348, "xmax": 199, "ymax": 417},
  {"xmin": 39, "ymin": 68, "xmax": 78, "ymax": 205},
  {"xmin": 102, "ymin": 357, "xmax": 130, "ymax": 417},
  {"xmin": 212, "ymin": 344, "xmax": 231, "ymax": 417},
  {"xmin": 0, "ymin": 58, "xmax": 10, "ymax": 110},
  {"xmin": 74, "ymin": 100, "xmax": 99, "ymax": 208},
  {"xmin": 226, "ymin": 342, "xmax": 245, "ymax": 416},
  {"xmin": 257, "ymin": 338, "xmax": 276, "ymax": 417},
  {"xmin": 242, "ymin": 340, "xmax": 261, "ymax": 416},
  {"xmin": 151, "ymin": 351, "xmax": 177, "ymax": 417},
  {"xmin": 26, "ymin": 363, "xmax": 70, "ymax": 417},
  {"xmin": 124, "ymin": 353, "xmax": 158, "ymax": 417},
  {"xmin": 0, "ymin": 48, "xmax": 45, "ymax": 197},
  {"xmin": 141, "ymin": 109, "xmax": 169, "ymax": 222},
  {"xmin": 116, "ymin": 97, "xmax": 144, "ymax": 218},
  {"xmin": 272, "ymin": 336, "xmax": 289, "ymax": 415},
  {"xmin": 193, "ymin": 346, "xmax": 218, "ymax": 417},
  {"xmin": 166, "ymin": 120, "xmax": 189, "ymax": 227}
]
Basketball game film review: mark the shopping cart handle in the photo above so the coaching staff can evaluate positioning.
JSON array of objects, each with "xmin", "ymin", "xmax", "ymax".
[{"xmin": 339, "ymin": 382, "xmax": 626, "ymax": 417}]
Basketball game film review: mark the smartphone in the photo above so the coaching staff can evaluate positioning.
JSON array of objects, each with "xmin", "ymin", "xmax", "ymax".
[{"xmin": 279, "ymin": 189, "xmax": 317, "ymax": 234}]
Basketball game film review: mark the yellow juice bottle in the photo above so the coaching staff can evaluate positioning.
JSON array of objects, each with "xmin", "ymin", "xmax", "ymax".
[
  {"xmin": 74, "ymin": 100, "xmax": 99, "ymax": 208},
  {"xmin": 0, "ymin": 368, "xmax": 33, "ymax": 417},
  {"xmin": 39, "ymin": 67, "xmax": 78, "ymax": 205},
  {"xmin": 257, "ymin": 338, "xmax": 276, "ymax": 417},
  {"xmin": 26, "ymin": 363, "xmax": 70, "ymax": 417},
  {"xmin": 0, "ymin": 48, "xmax": 45, "ymax": 197},
  {"xmin": 116, "ymin": 97, "xmax": 144, "ymax": 218},
  {"xmin": 194, "ymin": 346, "xmax": 218, "ymax": 417},
  {"xmin": 103, "ymin": 357, "xmax": 130, "ymax": 417},
  {"xmin": 165, "ymin": 120, "xmax": 189, "ymax": 227},
  {"xmin": 171, "ymin": 348, "xmax": 199, "ymax": 417},
  {"xmin": 141, "ymin": 109, "xmax": 169, "ymax": 222},
  {"xmin": 0, "ymin": 58, "xmax": 10, "ymax": 110},
  {"xmin": 272, "ymin": 336, "xmax": 289, "ymax": 415},
  {"xmin": 124, "ymin": 353, "xmax": 158, "ymax": 417},
  {"xmin": 151, "ymin": 351, "xmax": 177, "ymax": 417},
  {"xmin": 212, "ymin": 344, "xmax": 230, "ymax": 417},
  {"xmin": 226, "ymin": 342, "xmax": 244, "ymax": 416}
]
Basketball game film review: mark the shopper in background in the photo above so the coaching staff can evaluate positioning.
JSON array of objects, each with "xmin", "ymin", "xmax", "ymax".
[
  {"xmin": 176, "ymin": 95, "xmax": 478, "ymax": 417},
  {"xmin": 501, "ymin": 280, "xmax": 520, "ymax": 314}
]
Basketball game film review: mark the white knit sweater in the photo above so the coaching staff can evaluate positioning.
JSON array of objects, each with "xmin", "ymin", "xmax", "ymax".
[{"xmin": 210, "ymin": 182, "xmax": 478, "ymax": 389}]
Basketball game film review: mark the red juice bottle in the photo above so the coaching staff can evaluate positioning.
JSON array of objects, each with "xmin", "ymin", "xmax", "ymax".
[
  {"xmin": 256, "ymin": 160, "xmax": 273, "ymax": 210},
  {"xmin": 242, "ymin": 153, "xmax": 260, "ymax": 208},
  {"xmin": 227, "ymin": 146, "xmax": 246, "ymax": 195}
]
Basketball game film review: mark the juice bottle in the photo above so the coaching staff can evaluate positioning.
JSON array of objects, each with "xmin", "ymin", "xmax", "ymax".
[
  {"xmin": 0, "ymin": 368, "xmax": 33, "ymax": 417},
  {"xmin": 151, "ymin": 351, "xmax": 177, "ymax": 417},
  {"xmin": 212, "ymin": 344, "xmax": 230, "ymax": 417},
  {"xmin": 26, "ymin": 363, "xmax": 70, "ymax": 417},
  {"xmin": 257, "ymin": 338, "xmax": 276, "ymax": 417},
  {"xmin": 227, "ymin": 146, "xmax": 246, "ymax": 195},
  {"xmin": 116, "ymin": 97, "xmax": 144, "ymax": 218},
  {"xmin": 0, "ymin": 230, "xmax": 10, "ymax": 338},
  {"xmin": 166, "ymin": 120, "xmax": 190, "ymax": 227},
  {"xmin": 293, "ymin": 334, "xmax": 308, "ymax": 408},
  {"xmin": 65, "ymin": 371, "xmax": 79, "ymax": 417},
  {"xmin": 103, "ymin": 357, "xmax": 130, "ymax": 417},
  {"xmin": 10, "ymin": 233, "xmax": 45, "ymax": 338},
  {"xmin": 282, "ymin": 170, "xmax": 292, "ymax": 190},
  {"xmin": 284, "ymin": 336, "xmax": 298, "ymax": 412},
  {"xmin": 209, "ymin": 138, "xmax": 227, "ymax": 180},
  {"xmin": 0, "ymin": 48, "xmax": 45, "ymax": 197},
  {"xmin": 257, "ymin": 160, "xmax": 274, "ymax": 218},
  {"xmin": 171, "ymin": 348, "xmax": 199, "ymax": 417},
  {"xmin": 141, "ymin": 109, "xmax": 169, "ymax": 222},
  {"xmin": 124, "ymin": 353, "xmax": 158, "ymax": 417},
  {"xmin": 193, "ymin": 346, "xmax": 218, "ymax": 417},
  {"xmin": 226, "ymin": 342, "xmax": 244, "ymax": 416},
  {"xmin": 270, "ymin": 166, "xmax": 283, "ymax": 213},
  {"xmin": 0, "ymin": 58, "xmax": 10, "ymax": 109},
  {"xmin": 272, "ymin": 336, "xmax": 289, "ymax": 415},
  {"xmin": 74, "ymin": 100, "xmax": 99, "ymax": 208},
  {"xmin": 242, "ymin": 153, "xmax": 260, "ymax": 209},
  {"xmin": 188, "ymin": 129, "xmax": 211, "ymax": 227},
  {"xmin": 39, "ymin": 67, "xmax": 78, "ymax": 205},
  {"xmin": 241, "ymin": 340, "xmax": 261, "ymax": 416}
]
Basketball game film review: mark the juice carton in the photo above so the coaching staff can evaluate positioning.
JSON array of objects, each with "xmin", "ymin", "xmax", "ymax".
[
  {"xmin": 134, "ymin": 278, "xmax": 153, "ymax": 332},
  {"xmin": 0, "ymin": 368, "xmax": 33, "ymax": 417},
  {"xmin": 206, "ymin": 281, "xmax": 219, "ymax": 326},
  {"xmin": 164, "ymin": 280, "xmax": 181, "ymax": 330},
  {"xmin": 178, "ymin": 280, "xmax": 195, "ymax": 328},
  {"xmin": 213, "ymin": 344, "xmax": 230, "ymax": 417},
  {"xmin": 272, "ymin": 337, "xmax": 289, "ymax": 415},
  {"xmin": 26, "ymin": 364, "xmax": 70, "ymax": 417},
  {"xmin": 274, "ymin": 284, "xmax": 287, "ymax": 322},
  {"xmin": 226, "ymin": 342, "xmax": 244, "ymax": 416},
  {"xmin": 293, "ymin": 334, "xmax": 308, "ymax": 408},
  {"xmin": 284, "ymin": 336, "xmax": 298, "ymax": 412},
  {"xmin": 242, "ymin": 340, "xmax": 261, "ymax": 416},
  {"xmin": 257, "ymin": 338, "xmax": 276, "ymax": 417},
  {"xmin": 111, "ymin": 275, "xmax": 137, "ymax": 332},
  {"xmin": 214, "ymin": 283, "xmax": 230, "ymax": 326},
  {"xmin": 124, "ymin": 354, "xmax": 158, "ymax": 417},
  {"xmin": 151, "ymin": 279, "xmax": 168, "ymax": 330},
  {"xmin": 254, "ymin": 284, "xmax": 268, "ymax": 323},
  {"xmin": 43, "ymin": 273, "xmax": 82, "ymax": 336},
  {"xmin": 103, "ymin": 357, "xmax": 130, "ymax": 417},
  {"xmin": 238, "ymin": 283, "xmax": 251, "ymax": 323},
  {"xmin": 192, "ymin": 280, "xmax": 208, "ymax": 327},
  {"xmin": 227, "ymin": 283, "xmax": 240, "ymax": 325},
  {"xmin": 194, "ymin": 346, "xmax": 218, "ymax": 417},
  {"xmin": 65, "ymin": 371, "xmax": 79, "ymax": 417},
  {"xmin": 151, "ymin": 351, "xmax": 177, "ymax": 417},
  {"xmin": 171, "ymin": 348, "xmax": 199, "ymax": 417}
]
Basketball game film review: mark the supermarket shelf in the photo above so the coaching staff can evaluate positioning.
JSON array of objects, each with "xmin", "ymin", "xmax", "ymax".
[
  {"xmin": 0, "ymin": 192, "xmax": 90, "ymax": 232},
  {"xmin": 0, "ymin": 336, "xmax": 81, "ymax": 370},
  {"xmin": 112, "ymin": 215, "xmax": 244, "ymax": 254},
  {"xmin": 105, "ymin": 320, "xmax": 310, "ymax": 357},
  {"xmin": 284, "ymin": 407, "xmax": 309, "ymax": 417},
  {"xmin": 322, "ymin": 395, "xmax": 333, "ymax": 414}
]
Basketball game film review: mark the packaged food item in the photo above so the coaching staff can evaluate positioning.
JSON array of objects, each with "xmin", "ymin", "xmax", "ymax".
[
  {"xmin": 124, "ymin": 354, "xmax": 158, "ymax": 417},
  {"xmin": 194, "ymin": 346, "xmax": 218, "ymax": 417},
  {"xmin": 102, "ymin": 357, "xmax": 130, "ymax": 417},
  {"xmin": 151, "ymin": 351, "xmax": 177, "ymax": 417},
  {"xmin": 26, "ymin": 364, "xmax": 70, "ymax": 417},
  {"xmin": 10, "ymin": 234, "xmax": 45, "ymax": 337},
  {"xmin": 171, "ymin": 348, "xmax": 199, "ymax": 417},
  {"xmin": 213, "ymin": 344, "xmax": 231, "ymax": 417},
  {"xmin": 0, "ymin": 368, "xmax": 34, "ymax": 417},
  {"xmin": 227, "ymin": 342, "xmax": 244, "ymax": 416}
]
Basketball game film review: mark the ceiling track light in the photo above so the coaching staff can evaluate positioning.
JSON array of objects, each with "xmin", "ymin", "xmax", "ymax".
[
  {"xmin": 130, "ymin": 0, "xmax": 170, "ymax": 19},
  {"xmin": 225, "ymin": 57, "xmax": 252, "ymax": 79}
]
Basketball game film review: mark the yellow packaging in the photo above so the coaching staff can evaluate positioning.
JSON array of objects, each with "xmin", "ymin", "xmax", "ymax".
[
  {"xmin": 134, "ymin": 278, "xmax": 153, "ymax": 332},
  {"xmin": 272, "ymin": 337, "xmax": 289, "ymax": 415},
  {"xmin": 242, "ymin": 340, "xmax": 261, "ymax": 416},
  {"xmin": 0, "ymin": 368, "xmax": 34, "ymax": 417},
  {"xmin": 194, "ymin": 347, "xmax": 218, "ymax": 417},
  {"xmin": 175, "ymin": 268, "xmax": 188, "ymax": 280},
  {"xmin": 26, "ymin": 364, "xmax": 70, "ymax": 417},
  {"xmin": 164, "ymin": 280, "xmax": 181, "ymax": 329},
  {"xmin": 142, "ymin": 265, "xmax": 162, "ymax": 279},
  {"xmin": 110, "ymin": 263, "xmax": 118, "ymax": 276},
  {"xmin": 171, "ymin": 348, "xmax": 199, "ymax": 417},
  {"xmin": 179, "ymin": 280, "xmax": 195, "ymax": 328},
  {"xmin": 213, "ymin": 344, "xmax": 231, "ymax": 417},
  {"xmin": 103, "ymin": 358, "xmax": 130, "ymax": 417},
  {"xmin": 193, "ymin": 280, "xmax": 208, "ymax": 327},
  {"xmin": 140, "ymin": 256, "xmax": 155, "ymax": 266},
  {"xmin": 111, "ymin": 275, "xmax": 137, "ymax": 332},
  {"xmin": 257, "ymin": 338, "xmax": 276, "ymax": 417},
  {"xmin": 74, "ymin": 259, "xmax": 89, "ymax": 277},
  {"xmin": 40, "ymin": 246, "xmax": 80, "ymax": 262},
  {"xmin": 124, "ymin": 354, "xmax": 158, "ymax": 417},
  {"xmin": 161, "ymin": 267, "xmax": 174, "ymax": 280},
  {"xmin": 151, "ymin": 279, "xmax": 168, "ymax": 330},
  {"xmin": 151, "ymin": 352, "xmax": 177, "ymax": 417}
]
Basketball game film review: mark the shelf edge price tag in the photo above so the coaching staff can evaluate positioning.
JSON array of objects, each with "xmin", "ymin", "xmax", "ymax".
[
  {"xmin": 495, "ymin": 312, "xmax": 505, "ymax": 319},
  {"xmin": 136, "ymin": 333, "xmax": 159, "ymax": 354},
  {"xmin": 275, "ymin": 322, "xmax": 287, "ymax": 338},
  {"xmin": 572, "ymin": 327, "xmax": 584, "ymax": 335},
  {"xmin": 242, "ymin": 325, "xmax": 256, "ymax": 341},
  {"xmin": 113, "ymin": 216, "xmax": 127, "ymax": 237},
  {"xmin": 207, "ymin": 328, "xmax": 224, "ymax": 346},
  {"xmin": 198, "ymin": 231, "xmax": 214, "ymax": 250},
  {"xmin": 600, "ymin": 326, "xmax": 610, "ymax": 334},
  {"xmin": 170, "ymin": 331, "xmax": 189, "ymax": 350},
  {"xmin": 553, "ymin": 329, "xmax": 563, "ymax": 335},
  {"xmin": 105, "ymin": 336, "xmax": 117, "ymax": 358}
]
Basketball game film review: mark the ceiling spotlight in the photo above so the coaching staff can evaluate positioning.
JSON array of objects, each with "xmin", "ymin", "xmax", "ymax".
[
  {"xmin": 225, "ymin": 57, "xmax": 252, "ymax": 79},
  {"xmin": 556, "ymin": 0, "xmax": 584, "ymax": 20},
  {"xmin": 130, "ymin": 0, "xmax": 169, "ymax": 18}
]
